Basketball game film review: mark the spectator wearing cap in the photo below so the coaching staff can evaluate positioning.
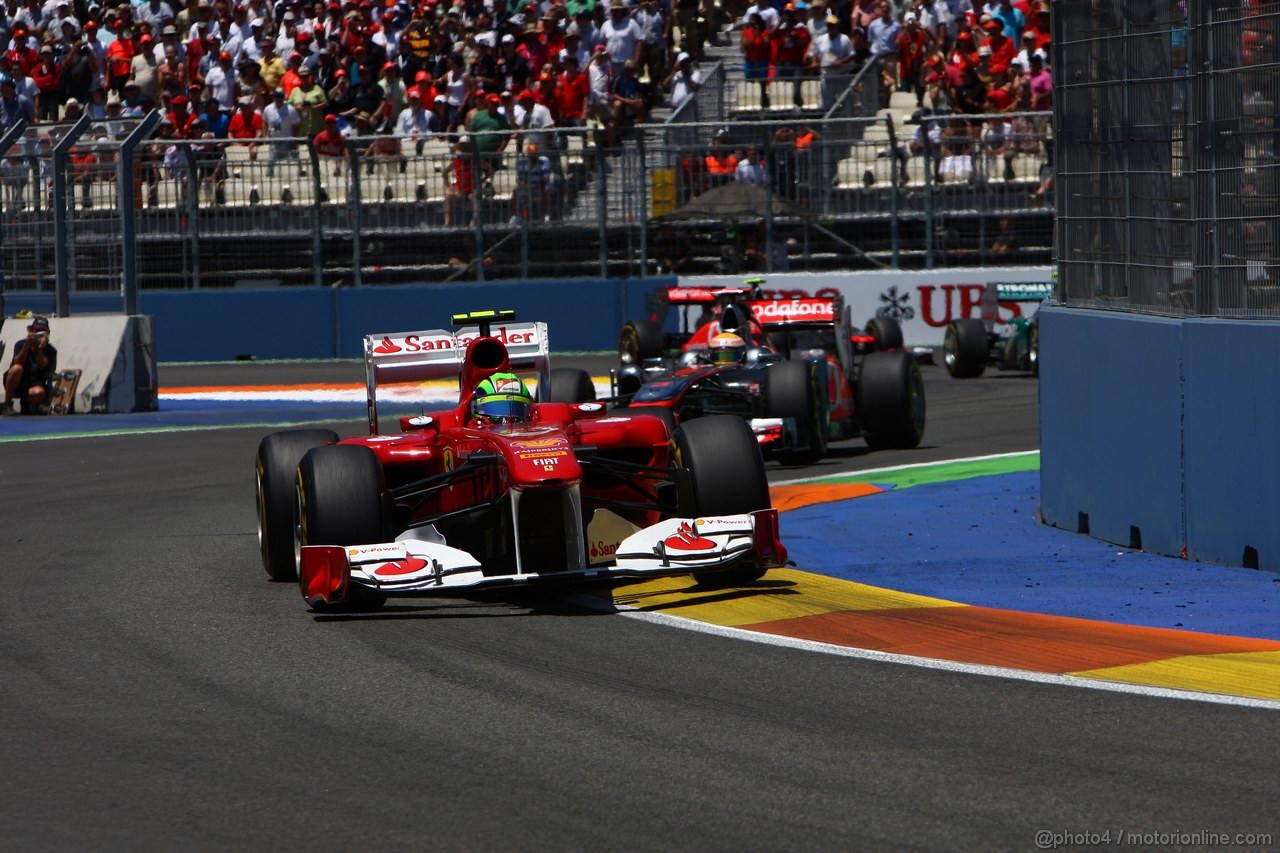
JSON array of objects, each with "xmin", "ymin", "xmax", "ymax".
[
  {"xmin": 585, "ymin": 45, "xmax": 615, "ymax": 144},
  {"xmin": 815, "ymin": 13, "xmax": 854, "ymax": 111},
  {"xmin": 60, "ymin": 24, "xmax": 98, "ymax": 105},
  {"xmin": 600, "ymin": 1, "xmax": 642, "ymax": 80},
  {"xmin": 662, "ymin": 50, "xmax": 700, "ymax": 110},
  {"xmin": 1025, "ymin": 2, "xmax": 1051, "ymax": 53},
  {"xmin": 495, "ymin": 32, "xmax": 530, "ymax": 93},
  {"xmin": 153, "ymin": 23, "xmax": 186, "ymax": 65},
  {"xmin": 442, "ymin": 132, "xmax": 475, "ymax": 228},
  {"xmin": 200, "ymin": 92, "xmax": 230, "ymax": 136},
  {"xmin": 398, "ymin": 12, "xmax": 433, "ymax": 79},
  {"xmin": 228, "ymin": 96, "xmax": 264, "ymax": 161},
  {"xmin": 394, "ymin": 85, "xmax": 433, "ymax": 154},
  {"xmin": 239, "ymin": 19, "xmax": 264, "ymax": 64},
  {"xmin": 866, "ymin": 1, "xmax": 900, "ymax": 97},
  {"xmin": 130, "ymin": 32, "xmax": 160, "ymax": 104},
  {"xmin": 31, "ymin": 45, "xmax": 60, "ymax": 120},
  {"xmin": 106, "ymin": 20, "xmax": 136, "ymax": 93},
  {"xmin": 513, "ymin": 140, "xmax": 554, "ymax": 223},
  {"xmin": 312, "ymin": 111, "xmax": 348, "ymax": 174},
  {"xmin": 466, "ymin": 90, "xmax": 510, "ymax": 182},
  {"xmin": 769, "ymin": 3, "xmax": 810, "ymax": 110},
  {"xmin": 262, "ymin": 86, "xmax": 301, "ymax": 174},
  {"xmin": 3, "ymin": 315, "xmax": 57, "ymax": 416},
  {"xmin": 897, "ymin": 11, "xmax": 934, "ymax": 108},
  {"xmin": 0, "ymin": 74, "xmax": 34, "ymax": 132},
  {"xmin": 612, "ymin": 58, "xmax": 646, "ymax": 126},
  {"xmin": 469, "ymin": 32, "xmax": 499, "ymax": 94},
  {"xmin": 380, "ymin": 60, "xmax": 407, "ymax": 119},
  {"xmin": 167, "ymin": 93, "xmax": 198, "ymax": 136},
  {"xmin": 513, "ymin": 86, "xmax": 554, "ymax": 154},
  {"xmin": 981, "ymin": 17, "xmax": 1015, "ymax": 75},
  {"xmin": 204, "ymin": 48, "xmax": 235, "ymax": 111},
  {"xmin": 326, "ymin": 66, "xmax": 355, "ymax": 116},
  {"xmin": 281, "ymin": 50, "xmax": 304, "ymax": 96},
  {"xmin": 289, "ymin": 63, "xmax": 328, "ymax": 137}
]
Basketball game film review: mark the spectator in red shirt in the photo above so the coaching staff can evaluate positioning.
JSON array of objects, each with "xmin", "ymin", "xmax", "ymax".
[
  {"xmin": 1026, "ymin": 2, "xmax": 1051, "ymax": 52},
  {"xmin": 556, "ymin": 54, "xmax": 588, "ymax": 126},
  {"xmin": 897, "ymin": 12, "xmax": 934, "ymax": 108},
  {"xmin": 982, "ymin": 19, "xmax": 1016, "ymax": 75},
  {"xmin": 281, "ymin": 52, "xmax": 304, "ymax": 97},
  {"xmin": 768, "ymin": 3, "xmax": 810, "ymax": 109},
  {"xmin": 312, "ymin": 112, "xmax": 348, "ymax": 175},
  {"xmin": 106, "ymin": 28, "xmax": 135, "ymax": 93},
  {"xmin": 167, "ymin": 94, "xmax": 197, "ymax": 137},
  {"xmin": 228, "ymin": 97, "xmax": 263, "ymax": 161},
  {"xmin": 740, "ymin": 14, "xmax": 771, "ymax": 109},
  {"xmin": 443, "ymin": 133, "xmax": 475, "ymax": 228},
  {"xmin": 31, "ymin": 46, "xmax": 59, "ymax": 121}
]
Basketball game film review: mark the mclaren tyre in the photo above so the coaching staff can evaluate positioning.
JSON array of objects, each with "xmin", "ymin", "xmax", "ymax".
[{"xmin": 857, "ymin": 351, "xmax": 926, "ymax": 451}]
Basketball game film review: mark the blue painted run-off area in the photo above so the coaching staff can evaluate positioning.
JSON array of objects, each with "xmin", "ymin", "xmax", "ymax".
[{"xmin": 784, "ymin": 471, "xmax": 1280, "ymax": 641}]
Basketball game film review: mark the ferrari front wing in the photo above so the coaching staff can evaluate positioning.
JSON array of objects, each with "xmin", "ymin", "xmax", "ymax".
[{"xmin": 299, "ymin": 509, "xmax": 786, "ymax": 608}]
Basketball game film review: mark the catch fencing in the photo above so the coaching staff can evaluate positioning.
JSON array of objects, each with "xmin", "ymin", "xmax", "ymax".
[
  {"xmin": 0, "ymin": 106, "xmax": 1053, "ymax": 297},
  {"xmin": 1054, "ymin": 0, "xmax": 1280, "ymax": 318}
]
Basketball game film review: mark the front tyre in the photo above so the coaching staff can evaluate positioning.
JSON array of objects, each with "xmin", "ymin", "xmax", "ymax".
[
  {"xmin": 296, "ymin": 444, "xmax": 388, "ymax": 611},
  {"xmin": 673, "ymin": 416, "xmax": 772, "ymax": 587},
  {"xmin": 256, "ymin": 428, "xmax": 339, "ymax": 581},
  {"xmin": 865, "ymin": 315, "xmax": 904, "ymax": 351},
  {"xmin": 765, "ymin": 359, "xmax": 828, "ymax": 465},
  {"xmin": 857, "ymin": 351, "xmax": 926, "ymax": 450},
  {"xmin": 547, "ymin": 367, "xmax": 596, "ymax": 403},
  {"xmin": 943, "ymin": 318, "xmax": 988, "ymax": 378},
  {"xmin": 619, "ymin": 318, "xmax": 663, "ymax": 364}
]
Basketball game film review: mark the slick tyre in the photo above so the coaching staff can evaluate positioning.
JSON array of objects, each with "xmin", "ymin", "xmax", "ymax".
[
  {"xmin": 858, "ymin": 351, "xmax": 926, "ymax": 450},
  {"xmin": 296, "ymin": 444, "xmax": 388, "ymax": 612},
  {"xmin": 547, "ymin": 367, "xmax": 596, "ymax": 403},
  {"xmin": 256, "ymin": 428, "xmax": 339, "ymax": 582},
  {"xmin": 943, "ymin": 318, "xmax": 988, "ymax": 378},
  {"xmin": 673, "ymin": 415, "xmax": 772, "ymax": 587},
  {"xmin": 865, "ymin": 315, "xmax": 904, "ymax": 351},
  {"xmin": 1029, "ymin": 322, "xmax": 1040, "ymax": 377},
  {"xmin": 765, "ymin": 359, "xmax": 828, "ymax": 465},
  {"xmin": 619, "ymin": 318, "xmax": 663, "ymax": 364}
]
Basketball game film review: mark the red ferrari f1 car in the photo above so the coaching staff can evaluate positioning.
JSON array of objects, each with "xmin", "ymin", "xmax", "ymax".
[{"xmin": 254, "ymin": 310, "xmax": 787, "ymax": 611}]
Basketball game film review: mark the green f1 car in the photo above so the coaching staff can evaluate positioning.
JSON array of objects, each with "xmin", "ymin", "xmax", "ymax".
[{"xmin": 942, "ymin": 282, "xmax": 1051, "ymax": 379}]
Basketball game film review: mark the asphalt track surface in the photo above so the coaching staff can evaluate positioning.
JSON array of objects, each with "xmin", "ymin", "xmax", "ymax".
[{"xmin": 2, "ymin": 360, "xmax": 1277, "ymax": 851}]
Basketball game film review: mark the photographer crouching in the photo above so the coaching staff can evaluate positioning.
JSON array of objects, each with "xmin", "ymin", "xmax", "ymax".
[{"xmin": 3, "ymin": 316, "xmax": 58, "ymax": 416}]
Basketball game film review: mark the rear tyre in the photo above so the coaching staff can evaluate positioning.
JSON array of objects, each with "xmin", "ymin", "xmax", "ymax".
[
  {"xmin": 765, "ymin": 359, "xmax": 827, "ymax": 465},
  {"xmin": 256, "ymin": 428, "xmax": 339, "ymax": 581},
  {"xmin": 858, "ymin": 351, "xmax": 926, "ymax": 450},
  {"xmin": 547, "ymin": 367, "xmax": 596, "ymax": 403},
  {"xmin": 624, "ymin": 405, "xmax": 678, "ymax": 437},
  {"xmin": 943, "ymin": 318, "xmax": 988, "ymax": 378},
  {"xmin": 619, "ymin": 318, "xmax": 663, "ymax": 364},
  {"xmin": 296, "ymin": 444, "xmax": 388, "ymax": 611},
  {"xmin": 865, "ymin": 315, "xmax": 904, "ymax": 351},
  {"xmin": 673, "ymin": 416, "xmax": 772, "ymax": 587}
]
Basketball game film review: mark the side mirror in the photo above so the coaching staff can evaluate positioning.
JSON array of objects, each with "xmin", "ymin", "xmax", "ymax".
[{"xmin": 400, "ymin": 414, "xmax": 439, "ymax": 433}]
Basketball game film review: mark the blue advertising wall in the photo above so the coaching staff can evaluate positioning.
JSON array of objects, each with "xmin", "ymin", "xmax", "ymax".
[
  {"xmin": 0, "ymin": 278, "xmax": 663, "ymax": 360},
  {"xmin": 1040, "ymin": 306, "xmax": 1280, "ymax": 572}
]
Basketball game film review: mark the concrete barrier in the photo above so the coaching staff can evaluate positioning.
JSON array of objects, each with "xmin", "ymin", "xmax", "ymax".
[
  {"xmin": 0, "ymin": 277, "xmax": 668, "ymax": 361},
  {"xmin": 1040, "ymin": 306, "xmax": 1280, "ymax": 573},
  {"xmin": 0, "ymin": 314, "xmax": 157, "ymax": 413}
]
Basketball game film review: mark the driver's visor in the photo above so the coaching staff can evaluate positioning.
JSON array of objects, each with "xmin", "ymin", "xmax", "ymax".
[
  {"xmin": 475, "ymin": 394, "xmax": 532, "ymax": 421},
  {"xmin": 712, "ymin": 349, "xmax": 740, "ymax": 365}
]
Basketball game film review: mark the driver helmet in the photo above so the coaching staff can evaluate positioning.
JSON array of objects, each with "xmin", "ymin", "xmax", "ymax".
[
  {"xmin": 472, "ymin": 372, "xmax": 534, "ymax": 423},
  {"xmin": 709, "ymin": 331, "xmax": 747, "ymax": 366}
]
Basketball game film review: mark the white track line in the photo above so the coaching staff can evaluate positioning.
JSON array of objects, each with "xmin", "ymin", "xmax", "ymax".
[
  {"xmin": 770, "ymin": 449, "xmax": 1040, "ymax": 486},
  {"xmin": 620, "ymin": 609, "xmax": 1280, "ymax": 711}
]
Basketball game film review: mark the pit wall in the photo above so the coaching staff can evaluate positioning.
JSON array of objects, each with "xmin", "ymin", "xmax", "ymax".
[
  {"xmin": 0, "ymin": 278, "xmax": 664, "ymax": 361},
  {"xmin": 1039, "ymin": 305, "xmax": 1280, "ymax": 573}
]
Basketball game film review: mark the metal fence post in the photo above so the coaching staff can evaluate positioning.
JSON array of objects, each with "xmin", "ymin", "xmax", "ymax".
[
  {"xmin": 597, "ymin": 140, "xmax": 608, "ymax": 277},
  {"xmin": 763, "ymin": 126, "xmax": 774, "ymax": 273},
  {"xmin": 181, "ymin": 145, "xmax": 202, "ymax": 287},
  {"xmin": 53, "ymin": 114, "xmax": 91, "ymax": 316},
  {"xmin": 638, "ymin": 132, "xmax": 648, "ymax": 276},
  {"xmin": 884, "ymin": 115, "xmax": 900, "ymax": 269},
  {"xmin": 117, "ymin": 111, "xmax": 162, "ymax": 314},
  {"xmin": 922, "ymin": 132, "xmax": 935, "ymax": 269},
  {"xmin": 471, "ymin": 145, "xmax": 485, "ymax": 281},
  {"xmin": 0, "ymin": 118, "xmax": 29, "ymax": 292},
  {"xmin": 349, "ymin": 144, "xmax": 362, "ymax": 287},
  {"xmin": 305, "ymin": 141, "xmax": 323, "ymax": 287}
]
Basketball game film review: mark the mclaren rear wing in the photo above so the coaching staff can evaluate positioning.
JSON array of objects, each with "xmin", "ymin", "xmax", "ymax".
[{"xmin": 363, "ymin": 321, "xmax": 550, "ymax": 434}]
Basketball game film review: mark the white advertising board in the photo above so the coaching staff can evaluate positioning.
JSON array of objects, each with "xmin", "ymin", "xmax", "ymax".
[{"xmin": 679, "ymin": 267, "xmax": 1054, "ymax": 347}]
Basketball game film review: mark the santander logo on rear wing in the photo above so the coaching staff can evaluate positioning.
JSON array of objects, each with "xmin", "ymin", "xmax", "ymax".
[
  {"xmin": 747, "ymin": 299, "xmax": 836, "ymax": 325},
  {"xmin": 365, "ymin": 322, "xmax": 550, "ymax": 384}
]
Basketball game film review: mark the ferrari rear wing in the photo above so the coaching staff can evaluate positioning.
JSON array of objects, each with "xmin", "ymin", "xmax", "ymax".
[{"xmin": 363, "ymin": 321, "xmax": 550, "ymax": 433}]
